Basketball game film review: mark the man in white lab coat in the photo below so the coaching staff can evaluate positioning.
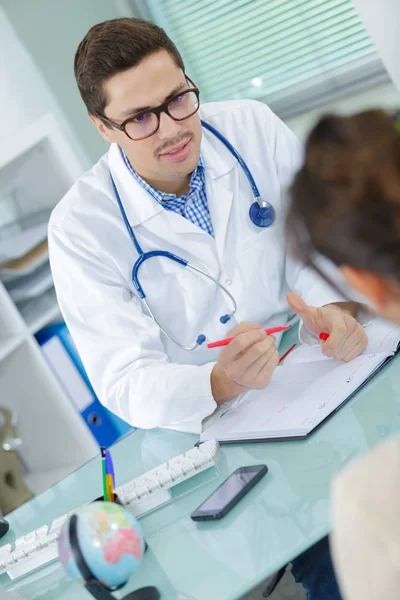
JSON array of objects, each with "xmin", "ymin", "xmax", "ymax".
[{"xmin": 48, "ymin": 18, "xmax": 367, "ymax": 599}]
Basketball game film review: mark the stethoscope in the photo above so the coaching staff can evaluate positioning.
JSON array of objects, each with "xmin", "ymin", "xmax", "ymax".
[{"xmin": 111, "ymin": 121, "xmax": 276, "ymax": 351}]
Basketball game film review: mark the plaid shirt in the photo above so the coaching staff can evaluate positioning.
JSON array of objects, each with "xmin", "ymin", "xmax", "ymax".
[{"xmin": 121, "ymin": 149, "xmax": 214, "ymax": 237}]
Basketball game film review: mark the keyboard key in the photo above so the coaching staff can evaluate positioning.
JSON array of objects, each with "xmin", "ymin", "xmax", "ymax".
[
  {"xmin": 36, "ymin": 537, "xmax": 50, "ymax": 550},
  {"xmin": 182, "ymin": 460, "xmax": 196, "ymax": 475},
  {"xmin": 135, "ymin": 488, "xmax": 147, "ymax": 500},
  {"xmin": 125, "ymin": 492, "xmax": 139, "ymax": 504},
  {"xmin": 192, "ymin": 455, "xmax": 208, "ymax": 468},
  {"xmin": 22, "ymin": 543, "xmax": 37, "ymax": 556},
  {"xmin": 35, "ymin": 526, "xmax": 48, "ymax": 538},
  {"xmin": 3, "ymin": 554, "xmax": 16, "ymax": 567},
  {"xmin": 49, "ymin": 515, "xmax": 67, "ymax": 534},
  {"xmin": 167, "ymin": 466, "xmax": 184, "ymax": 481},
  {"xmin": 154, "ymin": 471, "xmax": 172, "ymax": 486},
  {"xmin": 0, "ymin": 544, "xmax": 11, "ymax": 560},
  {"xmin": 25, "ymin": 531, "xmax": 36, "ymax": 543},
  {"xmin": 31, "ymin": 540, "xmax": 41, "ymax": 551},
  {"xmin": 11, "ymin": 548, "xmax": 25, "ymax": 561},
  {"xmin": 46, "ymin": 533, "xmax": 59, "ymax": 544},
  {"xmin": 146, "ymin": 479, "xmax": 161, "ymax": 492}
]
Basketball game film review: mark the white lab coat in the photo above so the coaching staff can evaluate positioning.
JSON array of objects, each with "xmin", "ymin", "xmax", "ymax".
[{"xmin": 48, "ymin": 100, "xmax": 339, "ymax": 432}]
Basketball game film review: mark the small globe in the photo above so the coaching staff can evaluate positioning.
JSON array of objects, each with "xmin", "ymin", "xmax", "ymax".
[{"xmin": 58, "ymin": 502, "xmax": 145, "ymax": 590}]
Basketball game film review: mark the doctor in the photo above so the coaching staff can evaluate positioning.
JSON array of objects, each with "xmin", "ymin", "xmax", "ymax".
[
  {"xmin": 48, "ymin": 17, "xmax": 367, "ymax": 600},
  {"xmin": 49, "ymin": 17, "xmax": 367, "ymax": 434}
]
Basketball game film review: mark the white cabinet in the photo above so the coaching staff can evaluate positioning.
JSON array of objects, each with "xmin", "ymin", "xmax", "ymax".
[{"xmin": 0, "ymin": 114, "xmax": 98, "ymax": 497}]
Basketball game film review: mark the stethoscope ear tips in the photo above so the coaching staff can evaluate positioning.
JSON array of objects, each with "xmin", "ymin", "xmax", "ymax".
[
  {"xmin": 196, "ymin": 334, "xmax": 206, "ymax": 345},
  {"xmin": 220, "ymin": 315, "xmax": 231, "ymax": 324},
  {"xmin": 249, "ymin": 202, "xmax": 275, "ymax": 228}
]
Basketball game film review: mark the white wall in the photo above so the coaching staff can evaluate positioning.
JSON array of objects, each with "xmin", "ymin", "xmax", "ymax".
[
  {"xmin": 1, "ymin": 0, "xmax": 124, "ymax": 164},
  {"xmin": 0, "ymin": 6, "xmax": 89, "ymax": 169},
  {"xmin": 352, "ymin": 0, "xmax": 400, "ymax": 91}
]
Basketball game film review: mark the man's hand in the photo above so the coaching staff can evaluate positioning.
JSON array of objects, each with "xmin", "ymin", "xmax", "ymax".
[
  {"xmin": 211, "ymin": 322, "xmax": 279, "ymax": 405},
  {"xmin": 287, "ymin": 292, "xmax": 368, "ymax": 361}
]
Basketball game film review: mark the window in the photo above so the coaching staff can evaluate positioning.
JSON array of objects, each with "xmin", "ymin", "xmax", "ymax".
[{"xmin": 131, "ymin": 0, "xmax": 388, "ymax": 118}]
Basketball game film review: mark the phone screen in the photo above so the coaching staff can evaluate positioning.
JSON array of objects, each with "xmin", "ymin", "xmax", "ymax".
[{"xmin": 191, "ymin": 464, "xmax": 268, "ymax": 520}]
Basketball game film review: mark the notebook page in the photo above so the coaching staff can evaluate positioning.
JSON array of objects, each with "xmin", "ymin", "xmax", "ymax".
[
  {"xmin": 200, "ymin": 351, "xmax": 389, "ymax": 442},
  {"xmin": 362, "ymin": 318, "xmax": 400, "ymax": 354}
]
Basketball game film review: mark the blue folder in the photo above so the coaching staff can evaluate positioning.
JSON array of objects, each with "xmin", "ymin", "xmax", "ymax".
[{"xmin": 36, "ymin": 322, "xmax": 132, "ymax": 447}]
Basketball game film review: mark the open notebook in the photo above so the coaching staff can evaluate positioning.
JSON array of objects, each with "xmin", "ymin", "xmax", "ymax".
[{"xmin": 200, "ymin": 318, "xmax": 400, "ymax": 444}]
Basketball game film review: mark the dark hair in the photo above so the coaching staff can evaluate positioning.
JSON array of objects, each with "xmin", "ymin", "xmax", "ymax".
[
  {"xmin": 287, "ymin": 110, "xmax": 400, "ymax": 284},
  {"xmin": 74, "ymin": 18, "xmax": 185, "ymax": 117}
]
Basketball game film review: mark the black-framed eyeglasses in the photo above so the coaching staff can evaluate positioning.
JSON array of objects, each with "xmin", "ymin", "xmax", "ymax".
[{"xmin": 99, "ymin": 77, "xmax": 200, "ymax": 141}]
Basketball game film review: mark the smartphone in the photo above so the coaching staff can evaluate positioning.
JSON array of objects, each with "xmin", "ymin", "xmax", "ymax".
[{"xmin": 190, "ymin": 464, "xmax": 268, "ymax": 521}]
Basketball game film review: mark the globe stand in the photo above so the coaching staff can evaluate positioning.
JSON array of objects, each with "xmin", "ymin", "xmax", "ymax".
[
  {"xmin": 85, "ymin": 580, "xmax": 160, "ymax": 600},
  {"xmin": 0, "ymin": 518, "xmax": 9, "ymax": 539},
  {"xmin": 69, "ymin": 515, "xmax": 160, "ymax": 600}
]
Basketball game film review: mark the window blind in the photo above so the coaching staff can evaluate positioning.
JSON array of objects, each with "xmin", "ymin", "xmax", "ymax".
[{"xmin": 131, "ymin": 0, "xmax": 388, "ymax": 118}]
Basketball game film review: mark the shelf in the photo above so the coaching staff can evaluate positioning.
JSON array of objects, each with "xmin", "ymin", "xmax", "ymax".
[
  {"xmin": 0, "ymin": 334, "xmax": 26, "ymax": 362},
  {"xmin": 0, "ymin": 113, "xmax": 91, "ymax": 497},
  {"xmin": 7, "ymin": 260, "xmax": 53, "ymax": 303},
  {"xmin": 19, "ymin": 287, "xmax": 61, "ymax": 334}
]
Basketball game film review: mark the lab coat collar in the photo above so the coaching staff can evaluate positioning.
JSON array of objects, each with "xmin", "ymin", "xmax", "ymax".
[
  {"xmin": 200, "ymin": 123, "xmax": 237, "ymax": 180},
  {"xmin": 201, "ymin": 126, "xmax": 236, "ymax": 260},
  {"xmin": 108, "ymin": 124, "xmax": 236, "ymax": 232},
  {"xmin": 108, "ymin": 143, "xmax": 164, "ymax": 227}
]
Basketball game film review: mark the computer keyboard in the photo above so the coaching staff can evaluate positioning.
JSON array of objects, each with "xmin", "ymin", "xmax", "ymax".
[
  {"xmin": 116, "ymin": 439, "xmax": 220, "ymax": 505},
  {"xmin": 0, "ymin": 512, "xmax": 72, "ymax": 580},
  {"xmin": 0, "ymin": 440, "xmax": 220, "ymax": 581}
]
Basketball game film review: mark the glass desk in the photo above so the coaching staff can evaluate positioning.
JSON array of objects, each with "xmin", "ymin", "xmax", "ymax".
[{"xmin": 2, "ymin": 342, "xmax": 400, "ymax": 599}]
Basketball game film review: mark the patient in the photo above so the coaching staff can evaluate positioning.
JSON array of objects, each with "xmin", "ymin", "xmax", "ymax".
[{"xmin": 286, "ymin": 109, "xmax": 400, "ymax": 600}]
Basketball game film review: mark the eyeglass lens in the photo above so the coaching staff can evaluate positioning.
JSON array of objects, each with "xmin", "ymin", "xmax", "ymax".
[{"xmin": 125, "ymin": 90, "xmax": 199, "ymax": 140}]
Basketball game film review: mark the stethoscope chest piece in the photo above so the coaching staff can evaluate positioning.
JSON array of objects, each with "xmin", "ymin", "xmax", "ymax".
[{"xmin": 249, "ymin": 201, "xmax": 275, "ymax": 228}]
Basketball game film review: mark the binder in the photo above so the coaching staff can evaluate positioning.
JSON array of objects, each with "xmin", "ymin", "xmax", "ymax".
[{"xmin": 36, "ymin": 322, "xmax": 132, "ymax": 447}]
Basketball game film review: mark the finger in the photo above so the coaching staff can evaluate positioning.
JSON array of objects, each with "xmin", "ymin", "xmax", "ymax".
[
  {"xmin": 342, "ymin": 338, "xmax": 368, "ymax": 363},
  {"xmin": 246, "ymin": 348, "xmax": 279, "ymax": 389},
  {"xmin": 236, "ymin": 332, "xmax": 276, "ymax": 360},
  {"xmin": 286, "ymin": 292, "xmax": 312, "ymax": 319},
  {"xmin": 287, "ymin": 292, "xmax": 320, "ymax": 336},
  {"xmin": 338, "ymin": 330, "xmax": 368, "ymax": 362},
  {"xmin": 322, "ymin": 314, "xmax": 351, "ymax": 356},
  {"xmin": 220, "ymin": 329, "xmax": 266, "ymax": 365},
  {"xmin": 227, "ymin": 321, "xmax": 260, "ymax": 337},
  {"xmin": 252, "ymin": 348, "xmax": 280, "ymax": 388},
  {"xmin": 231, "ymin": 335, "xmax": 276, "ymax": 380},
  {"xmin": 226, "ymin": 335, "xmax": 275, "ymax": 382},
  {"xmin": 239, "ymin": 344, "xmax": 279, "ymax": 387},
  {"xmin": 330, "ymin": 320, "xmax": 363, "ymax": 360}
]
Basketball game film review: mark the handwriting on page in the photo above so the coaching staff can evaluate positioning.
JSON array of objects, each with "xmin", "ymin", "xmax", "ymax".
[
  {"xmin": 200, "ymin": 317, "xmax": 400, "ymax": 443},
  {"xmin": 203, "ymin": 353, "xmax": 389, "ymax": 442}
]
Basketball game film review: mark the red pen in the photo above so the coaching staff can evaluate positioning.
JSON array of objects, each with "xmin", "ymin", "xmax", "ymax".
[
  {"xmin": 319, "ymin": 332, "xmax": 329, "ymax": 341},
  {"xmin": 207, "ymin": 325, "xmax": 291, "ymax": 349}
]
